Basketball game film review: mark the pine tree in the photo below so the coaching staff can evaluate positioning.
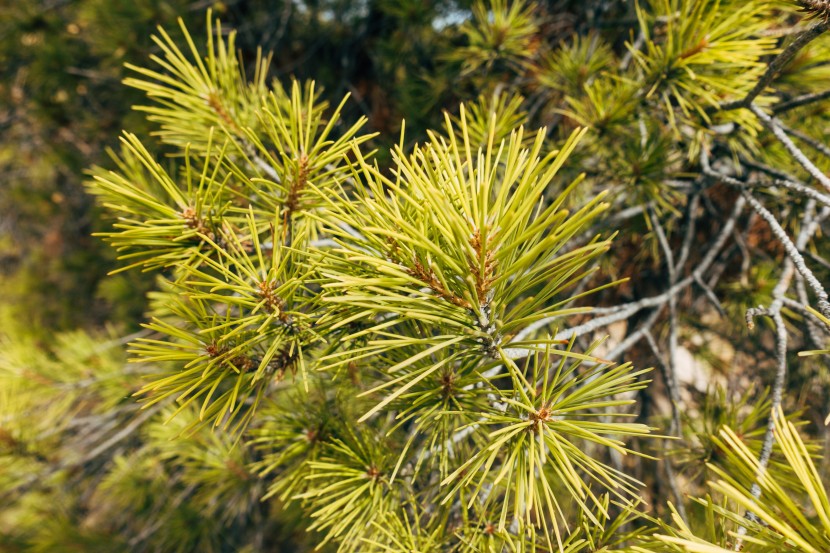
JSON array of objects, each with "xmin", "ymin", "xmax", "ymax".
[{"xmin": 3, "ymin": 1, "xmax": 830, "ymax": 551}]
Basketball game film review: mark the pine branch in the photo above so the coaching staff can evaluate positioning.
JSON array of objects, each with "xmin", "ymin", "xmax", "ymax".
[
  {"xmin": 504, "ymin": 194, "xmax": 746, "ymax": 358},
  {"xmin": 643, "ymin": 329, "xmax": 688, "ymax": 524},
  {"xmin": 773, "ymin": 89, "xmax": 830, "ymax": 114},
  {"xmin": 742, "ymin": 193, "xmax": 830, "ymax": 318},
  {"xmin": 749, "ymin": 104, "xmax": 830, "ymax": 193},
  {"xmin": 719, "ymin": 22, "xmax": 830, "ymax": 111}
]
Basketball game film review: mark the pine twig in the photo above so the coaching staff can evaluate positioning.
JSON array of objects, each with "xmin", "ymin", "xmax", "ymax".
[
  {"xmin": 765, "ymin": 179, "xmax": 830, "ymax": 208},
  {"xmin": 750, "ymin": 104, "xmax": 830, "ymax": 193},
  {"xmin": 719, "ymin": 22, "xmax": 830, "ymax": 111},
  {"xmin": 733, "ymin": 200, "xmax": 824, "ymax": 550},
  {"xmin": 773, "ymin": 89, "xmax": 830, "ymax": 114},
  {"xmin": 693, "ymin": 273, "xmax": 727, "ymax": 318},
  {"xmin": 648, "ymin": 207, "xmax": 683, "ymax": 441},
  {"xmin": 805, "ymin": 248, "xmax": 830, "ymax": 272},
  {"xmin": 741, "ymin": 156, "xmax": 807, "ymax": 184},
  {"xmin": 777, "ymin": 120, "xmax": 830, "ymax": 159},
  {"xmin": 793, "ymin": 275, "xmax": 830, "ymax": 348},
  {"xmin": 742, "ymin": 192, "xmax": 830, "ymax": 318},
  {"xmin": 502, "ymin": 195, "xmax": 746, "ymax": 359},
  {"xmin": 675, "ymin": 193, "xmax": 701, "ymax": 273},
  {"xmin": 643, "ymin": 330, "xmax": 688, "ymax": 524},
  {"xmin": 604, "ymin": 307, "xmax": 666, "ymax": 362},
  {"xmin": 702, "ymin": 151, "xmax": 830, "ymax": 318}
]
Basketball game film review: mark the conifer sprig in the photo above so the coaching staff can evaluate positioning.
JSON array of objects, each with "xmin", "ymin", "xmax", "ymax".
[
  {"xmin": 230, "ymin": 80, "xmax": 374, "ymax": 244},
  {"xmin": 124, "ymin": 14, "xmax": 271, "ymax": 151},
  {"xmin": 657, "ymin": 408, "xmax": 830, "ymax": 553},
  {"xmin": 297, "ymin": 428, "xmax": 398, "ymax": 550},
  {"xmin": 449, "ymin": 0, "xmax": 539, "ymax": 77},
  {"xmin": 632, "ymin": 0, "xmax": 778, "ymax": 121},
  {"xmin": 313, "ymin": 108, "xmax": 612, "ymax": 394},
  {"xmin": 439, "ymin": 340, "xmax": 652, "ymax": 545},
  {"xmin": 88, "ymin": 131, "xmax": 234, "ymax": 273}
]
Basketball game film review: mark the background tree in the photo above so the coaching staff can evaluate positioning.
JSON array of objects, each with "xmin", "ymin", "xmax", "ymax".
[{"xmin": 3, "ymin": 0, "xmax": 830, "ymax": 551}]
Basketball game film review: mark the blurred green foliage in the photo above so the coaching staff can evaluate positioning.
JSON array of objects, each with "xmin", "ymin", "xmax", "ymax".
[
  {"xmin": 0, "ymin": 0, "xmax": 487, "ymax": 334},
  {"xmin": 0, "ymin": 0, "xmax": 198, "ymax": 331}
]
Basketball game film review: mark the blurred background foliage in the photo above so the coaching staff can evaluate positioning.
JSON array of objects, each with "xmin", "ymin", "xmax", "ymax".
[{"xmin": 0, "ymin": 0, "xmax": 487, "ymax": 334}]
